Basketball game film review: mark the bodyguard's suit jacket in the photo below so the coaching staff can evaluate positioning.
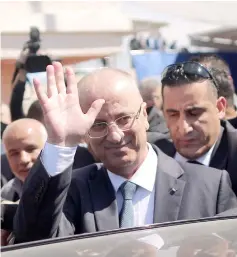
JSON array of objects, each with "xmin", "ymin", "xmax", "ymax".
[
  {"xmin": 13, "ymin": 145, "xmax": 237, "ymax": 243},
  {"xmin": 153, "ymin": 121, "xmax": 237, "ymax": 196}
]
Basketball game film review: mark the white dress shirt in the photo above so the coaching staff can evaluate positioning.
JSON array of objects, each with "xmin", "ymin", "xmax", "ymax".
[
  {"xmin": 41, "ymin": 142, "xmax": 157, "ymax": 226},
  {"xmin": 107, "ymin": 143, "xmax": 157, "ymax": 226},
  {"xmin": 41, "ymin": 143, "xmax": 77, "ymax": 176},
  {"xmin": 174, "ymin": 142, "xmax": 216, "ymax": 166}
]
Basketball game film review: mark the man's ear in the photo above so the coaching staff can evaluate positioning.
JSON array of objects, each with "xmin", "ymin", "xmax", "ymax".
[
  {"xmin": 146, "ymin": 122, "xmax": 150, "ymax": 131},
  {"xmin": 142, "ymin": 102, "xmax": 148, "ymax": 118},
  {"xmin": 216, "ymin": 97, "xmax": 226, "ymax": 119},
  {"xmin": 141, "ymin": 102, "xmax": 149, "ymax": 131}
]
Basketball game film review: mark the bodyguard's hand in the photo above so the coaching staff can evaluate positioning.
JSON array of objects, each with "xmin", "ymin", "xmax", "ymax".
[{"xmin": 33, "ymin": 62, "xmax": 104, "ymax": 147}]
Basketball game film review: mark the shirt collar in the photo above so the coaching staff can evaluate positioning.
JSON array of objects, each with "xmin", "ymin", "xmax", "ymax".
[
  {"xmin": 107, "ymin": 143, "xmax": 157, "ymax": 193},
  {"xmin": 175, "ymin": 141, "xmax": 217, "ymax": 166}
]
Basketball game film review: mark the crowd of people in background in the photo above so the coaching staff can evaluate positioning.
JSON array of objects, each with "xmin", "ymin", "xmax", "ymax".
[
  {"xmin": 1, "ymin": 51, "xmax": 237, "ymax": 246},
  {"xmin": 129, "ymin": 33, "xmax": 189, "ymax": 53}
]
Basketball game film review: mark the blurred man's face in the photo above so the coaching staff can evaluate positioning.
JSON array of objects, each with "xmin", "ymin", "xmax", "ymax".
[
  {"xmin": 151, "ymin": 87, "xmax": 163, "ymax": 110},
  {"xmin": 4, "ymin": 128, "xmax": 45, "ymax": 182},
  {"xmin": 163, "ymin": 81, "xmax": 226, "ymax": 159},
  {"xmin": 87, "ymin": 95, "xmax": 149, "ymax": 178},
  {"xmin": 144, "ymin": 87, "xmax": 163, "ymax": 110}
]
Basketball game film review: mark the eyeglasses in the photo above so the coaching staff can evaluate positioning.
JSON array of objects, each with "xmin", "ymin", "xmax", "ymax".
[
  {"xmin": 161, "ymin": 61, "xmax": 218, "ymax": 89},
  {"xmin": 88, "ymin": 104, "xmax": 142, "ymax": 139}
]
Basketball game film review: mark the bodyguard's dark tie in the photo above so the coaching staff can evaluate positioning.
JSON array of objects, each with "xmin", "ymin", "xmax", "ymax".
[{"xmin": 119, "ymin": 181, "xmax": 137, "ymax": 228}]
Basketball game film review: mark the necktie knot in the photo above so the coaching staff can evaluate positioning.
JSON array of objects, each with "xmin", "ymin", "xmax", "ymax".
[{"xmin": 120, "ymin": 181, "xmax": 137, "ymax": 200}]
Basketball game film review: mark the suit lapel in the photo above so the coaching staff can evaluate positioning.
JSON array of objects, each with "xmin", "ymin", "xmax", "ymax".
[
  {"xmin": 209, "ymin": 126, "xmax": 228, "ymax": 170},
  {"xmin": 88, "ymin": 165, "xmax": 119, "ymax": 231},
  {"xmin": 225, "ymin": 123, "xmax": 237, "ymax": 175},
  {"xmin": 152, "ymin": 146, "xmax": 186, "ymax": 223},
  {"xmin": 218, "ymin": 121, "xmax": 237, "ymax": 194}
]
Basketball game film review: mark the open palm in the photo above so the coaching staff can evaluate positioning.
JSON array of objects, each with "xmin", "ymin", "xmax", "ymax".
[{"xmin": 34, "ymin": 62, "xmax": 104, "ymax": 147}]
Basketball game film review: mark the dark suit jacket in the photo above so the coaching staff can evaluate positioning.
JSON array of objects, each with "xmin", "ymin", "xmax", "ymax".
[
  {"xmin": 1, "ymin": 178, "xmax": 23, "ymax": 202},
  {"xmin": 154, "ymin": 121, "xmax": 237, "ymax": 196},
  {"xmin": 1, "ymin": 154, "xmax": 14, "ymax": 187},
  {"xmin": 228, "ymin": 116, "xmax": 237, "ymax": 129},
  {"xmin": 0, "ymin": 147, "xmax": 94, "ymax": 235},
  {"xmin": 1, "ymin": 201, "xmax": 19, "ymax": 231},
  {"xmin": 13, "ymin": 145, "xmax": 237, "ymax": 243},
  {"xmin": 73, "ymin": 146, "xmax": 95, "ymax": 170},
  {"xmin": 1, "ymin": 178, "xmax": 22, "ymax": 232}
]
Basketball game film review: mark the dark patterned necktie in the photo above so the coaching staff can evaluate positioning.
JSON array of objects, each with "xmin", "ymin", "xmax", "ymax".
[{"xmin": 119, "ymin": 181, "xmax": 137, "ymax": 228}]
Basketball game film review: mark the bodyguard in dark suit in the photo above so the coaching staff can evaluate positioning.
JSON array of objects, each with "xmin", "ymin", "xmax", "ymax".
[
  {"xmin": 156, "ymin": 121, "xmax": 237, "ymax": 196},
  {"xmin": 156, "ymin": 61, "xmax": 237, "ymax": 196},
  {"xmin": 13, "ymin": 64, "xmax": 237, "ymax": 243}
]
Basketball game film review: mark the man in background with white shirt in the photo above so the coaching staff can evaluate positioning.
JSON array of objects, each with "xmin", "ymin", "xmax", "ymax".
[
  {"xmin": 13, "ymin": 62, "xmax": 237, "ymax": 244},
  {"xmin": 155, "ymin": 61, "xmax": 237, "ymax": 196}
]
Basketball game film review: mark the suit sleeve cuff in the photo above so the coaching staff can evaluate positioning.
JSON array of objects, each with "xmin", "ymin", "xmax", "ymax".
[{"xmin": 41, "ymin": 142, "xmax": 77, "ymax": 177}]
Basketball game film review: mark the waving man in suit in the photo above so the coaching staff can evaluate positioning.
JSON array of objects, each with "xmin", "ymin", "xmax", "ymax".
[{"xmin": 13, "ymin": 62, "xmax": 237, "ymax": 243}]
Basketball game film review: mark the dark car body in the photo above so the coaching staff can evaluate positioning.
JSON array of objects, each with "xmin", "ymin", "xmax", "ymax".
[{"xmin": 1, "ymin": 217, "xmax": 237, "ymax": 257}]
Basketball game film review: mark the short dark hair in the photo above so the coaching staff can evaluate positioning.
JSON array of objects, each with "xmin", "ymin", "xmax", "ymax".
[
  {"xmin": 26, "ymin": 100, "xmax": 43, "ymax": 122},
  {"xmin": 161, "ymin": 63, "xmax": 218, "ymax": 99},
  {"xmin": 189, "ymin": 54, "xmax": 235, "ymax": 107}
]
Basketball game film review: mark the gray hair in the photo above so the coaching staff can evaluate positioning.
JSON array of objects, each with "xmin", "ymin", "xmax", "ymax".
[{"xmin": 139, "ymin": 76, "xmax": 162, "ymax": 101}]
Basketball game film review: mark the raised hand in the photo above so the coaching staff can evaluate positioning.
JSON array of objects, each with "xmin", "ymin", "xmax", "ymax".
[{"xmin": 33, "ymin": 62, "xmax": 105, "ymax": 147}]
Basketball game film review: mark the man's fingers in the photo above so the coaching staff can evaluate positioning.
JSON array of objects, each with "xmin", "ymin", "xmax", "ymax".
[
  {"xmin": 54, "ymin": 62, "xmax": 66, "ymax": 94},
  {"xmin": 33, "ymin": 78, "xmax": 48, "ymax": 104},
  {"xmin": 46, "ymin": 65, "xmax": 58, "ymax": 97},
  {"xmin": 86, "ymin": 99, "xmax": 105, "ymax": 121},
  {"xmin": 65, "ymin": 67, "xmax": 77, "ymax": 95}
]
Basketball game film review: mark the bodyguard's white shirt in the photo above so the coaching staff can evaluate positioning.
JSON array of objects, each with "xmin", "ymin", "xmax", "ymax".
[
  {"xmin": 174, "ymin": 142, "xmax": 216, "ymax": 166},
  {"xmin": 41, "ymin": 142, "xmax": 157, "ymax": 226}
]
